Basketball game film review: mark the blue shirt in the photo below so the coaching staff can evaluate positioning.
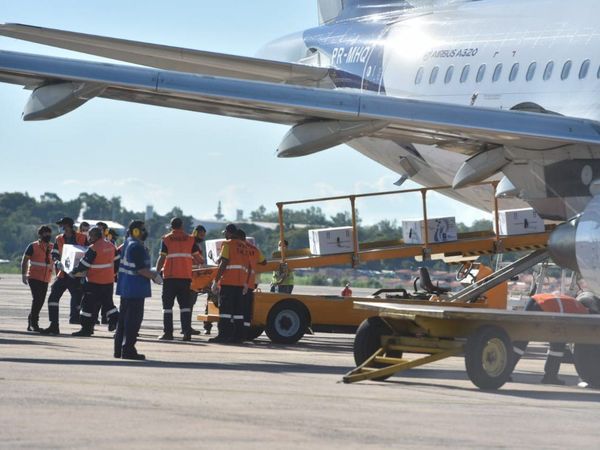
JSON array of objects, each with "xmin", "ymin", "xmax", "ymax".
[{"xmin": 116, "ymin": 238, "xmax": 152, "ymax": 299}]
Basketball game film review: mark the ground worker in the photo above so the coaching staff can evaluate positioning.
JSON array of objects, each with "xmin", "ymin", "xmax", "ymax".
[
  {"xmin": 79, "ymin": 222, "xmax": 90, "ymax": 236},
  {"xmin": 189, "ymin": 224, "xmax": 207, "ymax": 336},
  {"xmin": 511, "ymin": 293, "xmax": 590, "ymax": 385},
  {"xmin": 341, "ymin": 283, "xmax": 353, "ymax": 297},
  {"xmin": 155, "ymin": 218, "xmax": 203, "ymax": 341},
  {"xmin": 209, "ymin": 224, "xmax": 251, "ymax": 343},
  {"xmin": 271, "ymin": 240, "xmax": 294, "ymax": 294},
  {"xmin": 41, "ymin": 217, "xmax": 87, "ymax": 335},
  {"xmin": 95, "ymin": 222, "xmax": 119, "ymax": 325},
  {"xmin": 21, "ymin": 225, "xmax": 54, "ymax": 332},
  {"xmin": 236, "ymin": 228, "xmax": 267, "ymax": 340},
  {"xmin": 114, "ymin": 220, "xmax": 163, "ymax": 360},
  {"xmin": 71, "ymin": 226, "xmax": 120, "ymax": 337}
]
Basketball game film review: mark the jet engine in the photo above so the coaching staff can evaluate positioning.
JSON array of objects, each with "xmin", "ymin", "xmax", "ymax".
[{"xmin": 548, "ymin": 195, "xmax": 600, "ymax": 294}]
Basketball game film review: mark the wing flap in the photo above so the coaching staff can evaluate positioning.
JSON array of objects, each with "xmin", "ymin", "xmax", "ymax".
[{"xmin": 0, "ymin": 23, "xmax": 332, "ymax": 86}]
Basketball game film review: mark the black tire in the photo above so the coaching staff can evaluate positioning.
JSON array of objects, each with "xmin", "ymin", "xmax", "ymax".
[
  {"xmin": 574, "ymin": 344, "xmax": 600, "ymax": 388},
  {"xmin": 265, "ymin": 300, "xmax": 308, "ymax": 344},
  {"xmin": 465, "ymin": 325, "xmax": 512, "ymax": 390},
  {"xmin": 245, "ymin": 326, "xmax": 264, "ymax": 341},
  {"xmin": 354, "ymin": 317, "xmax": 397, "ymax": 381}
]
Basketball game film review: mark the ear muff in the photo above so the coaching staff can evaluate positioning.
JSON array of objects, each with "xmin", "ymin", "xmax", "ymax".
[
  {"xmin": 104, "ymin": 229, "xmax": 110, "ymax": 237},
  {"xmin": 193, "ymin": 230, "xmax": 198, "ymax": 238},
  {"xmin": 131, "ymin": 228, "xmax": 141, "ymax": 239}
]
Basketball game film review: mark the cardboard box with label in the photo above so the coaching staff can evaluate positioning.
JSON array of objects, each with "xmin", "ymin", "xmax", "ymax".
[
  {"xmin": 402, "ymin": 217, "xmax": 458, "ymax": 244},
  {"xmin": 61, "ymin": 244, "xmax": 88, "ymax": 274},
  {"xmin": 204, "ymin": 238, "xmax": 256, "ymax": 266},
  {"xmin": 497, "ymin": 208, "xmax": 545, "ymax": 236},
  {"xmin": 308, "ymin": 226, "xmax": 354, "ymax": 255}
]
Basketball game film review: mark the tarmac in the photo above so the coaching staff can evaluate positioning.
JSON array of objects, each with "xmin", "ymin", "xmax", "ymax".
[{"xmin": 1, "ymin": 274, "xmax": 599, "ymax": 449}]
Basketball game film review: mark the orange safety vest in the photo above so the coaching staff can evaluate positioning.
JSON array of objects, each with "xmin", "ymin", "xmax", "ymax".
[
  {"xmin": 533, "ymin": 294, "xmax": 590, "ymax": 314},
  {"xmin": 28, "ymin": 241, "xmax": 54, "ymax": 283},
  {"xmin": 162, "ymin": 230, "xmax": 196, "ymax": 280},
  {"xmin": 86, "ymin": 238, "xmax": 116, "ymax": 285},
  {"xmin": 245, "ymin": 241, "xmax": 265, "ymax": 289},
  {"xmin": 55, "ymin": 232, "xmax": 87, "ymax": 278},
  {"xmin": 220, "ymin": 240, "xmax": 250, "ymax": 287}
]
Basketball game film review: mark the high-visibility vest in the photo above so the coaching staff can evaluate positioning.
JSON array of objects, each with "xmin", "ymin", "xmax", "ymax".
[
  {"xmin": 86, "ymin": 238, "xmax": 116, "ymax": 285},
  {"xmin": 533, "ymin": 294, "xmax": 590, "ymax": 314},
  {"xmin": 53, "ymin": 232, "xmax": 87, "ymax": 278},
  {"xmin": 220, "ymin": 240, "xmax": 249, "ymax": 287},
  {"xmin": 162, "ymin": 230, "xmax": 196, "ymax": 280},
  {"xmin": 245, "ymin": 241, "xmax": 265, "ymax": 289},
  {"xmin": 116, "ymin": 238, "xmax": 151, "ymax": 298},
  {"xmin": 27, "ymin": 241, "xmax": 53, "ymax": 283}
]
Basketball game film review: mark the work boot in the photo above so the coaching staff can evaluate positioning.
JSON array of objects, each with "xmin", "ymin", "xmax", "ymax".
[
  {"xmin": 122, "ymin": 352, "xmax": 146, "ymax": 361},
  {"xmin": 40, "ymin": 322, "xmax": 60, "ymax": 335},
  {"xmin": 158, "ymin": 333, "xmax": 174, "ymax": 341},
  {"xmin": 181, "ymin": 328, "xmax": 201, "ymax": 336},
  {"xmin": 114, "ymin": 350, "xmax": 122, "ymax": 359},
  {"xmin": 208, "ymin": 335, "xmax": 232, "ymax": 344},
  {"xmin": 69, "ymin": 317, "xmax": 81, "ymax": 325},
  {"xmin": 27, "ymin": 315, "xmax": 41, "ymax": 332},
  {"xmin": 541, "ymin": 375, "xmax": 566, "ymax": 385},
  {"xmin": 182, "ymin": 333, "xmax": 192, "ymax": 342},
  {"xmin": 72, "ymin": 325, "xmax": 94, "ymax": 337},
  {"xmin": 108, "ymin": 318, "xmax": 118, "ymax": 332}
]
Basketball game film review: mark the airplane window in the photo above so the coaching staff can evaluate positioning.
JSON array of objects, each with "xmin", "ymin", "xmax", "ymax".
[
  {"xmin": 526, "ymin": 62, "xmax": 537, "ymax": 81},
  {"xmin": 561, "ymin": 60, "xmax": 572, "ymax": 80},
  {"xmin": 579, "ymin": 59, "xmax": 591, "ymax": 79},
  {"xmin": 444, "ymin": 65, "xmax": 454, "ymax": 84},
  {"xmin": 430, "ymin": 66, "xmax": 439, "ymax": 84},
  {"xmin": 415, "ymin": 67, "xmax": 424, "ymax": 85},
  {"xmin": 543, "ymin": 61, "xmax": 554, "ymax": 81},
  {"xmin": 509, "ymin": 63, "xmax": 519, "ymax": 82},
  {"xmin": 492, "ymin": 63, "xmax": 503, "ymax": 82},
  {"xmin": 476, "ymin": 64, "xmax": 486, "ymax": 83},
  {"xmin": 460, "ymin": 65, "xmax": 470, "ymax": 83}
]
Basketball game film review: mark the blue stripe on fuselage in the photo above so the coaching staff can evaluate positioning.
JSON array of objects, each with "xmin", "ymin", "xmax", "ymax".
[{"xmin": 303, "ymin": 21, "xmax": 390, "ymax": 93}]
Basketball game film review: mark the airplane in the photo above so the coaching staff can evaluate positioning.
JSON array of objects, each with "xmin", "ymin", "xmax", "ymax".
[{"xmin": 1, "ymin": 0, "xmax": 600, "ymax": 293}]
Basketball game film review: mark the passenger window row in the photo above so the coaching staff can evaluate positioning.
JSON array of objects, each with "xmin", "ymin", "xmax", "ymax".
[{"xmin": 415, "ymin": 59, "xmax": 594, "ymax": 85}]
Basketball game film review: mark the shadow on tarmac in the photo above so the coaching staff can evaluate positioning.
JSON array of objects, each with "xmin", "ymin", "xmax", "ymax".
[{"xmin": 0, "ymin": 357, "xmax": 348, "ymax": 376}]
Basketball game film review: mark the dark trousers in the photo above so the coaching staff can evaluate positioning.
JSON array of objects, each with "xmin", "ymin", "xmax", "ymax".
[
  {"xmin": 217, "ymin": 285, "xmax": 243, "ymax": 340},
  {"xmin": 114, "ymin": 297, "xmax": 145, "ymax": 356},
  {"xmin": 242, "ymin": 289, "xmax": 254, "ymax": 329},
  {"xmin": 28, "ymin": 279, "xmax": 48, "ymax": 323},
  {"xmin": 162, "ymin": 279, "xmax": 192, "ymax": 334},
  {"xmin": 47, "ymin": 276, "xmax": 83, "ymax": 323},
  {"xmin": 80, "ymin": 283, "xmax": 118, "ymax": 330},
  {"xmin": 512, "ymin": 298, "xmax": 566, "ymax": 378}
]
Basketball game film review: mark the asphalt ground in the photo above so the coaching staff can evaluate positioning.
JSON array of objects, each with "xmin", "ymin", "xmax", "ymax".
[{"xmin": 1, "ymin": 274, "xmax": 599, "ymax": 449}]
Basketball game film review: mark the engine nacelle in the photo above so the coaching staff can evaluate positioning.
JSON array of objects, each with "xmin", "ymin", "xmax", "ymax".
[{"xmin": 548, "ymin": 195, "xmax": 600, "ymax": 294}]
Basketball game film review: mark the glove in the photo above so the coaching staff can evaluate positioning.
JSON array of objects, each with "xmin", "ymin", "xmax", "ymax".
[
  {"xmin": 211, "ymin": 280, "xmax": 220, "ymax": 295},
  {"xmin": 22, "ymin": 274, "xmax": 28, "ymax": 285},
  {"xmin": 153, "ymin": 273, "xmax": 163, "ymax": 285},
  {"xmin": 55, "ymin": 261, "xmax": 64, "ymax": 272}
]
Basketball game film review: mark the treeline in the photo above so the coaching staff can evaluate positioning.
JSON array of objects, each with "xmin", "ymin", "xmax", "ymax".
[{"xmin": 0, "ymin": 192, "xmax": 494, "ymax": 272}]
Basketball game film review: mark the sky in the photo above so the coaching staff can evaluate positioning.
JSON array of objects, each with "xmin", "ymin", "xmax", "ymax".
[{"xmin": 0, "ymin": 1, "xmax": 488, "ymax": 225}]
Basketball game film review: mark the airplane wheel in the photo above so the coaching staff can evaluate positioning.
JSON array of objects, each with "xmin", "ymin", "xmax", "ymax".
[
  {"xmin": 465, "ymin": 325, "xmax": 512, "ymax": 390},
  {"xmin": 574, "ymin": 344, "xmax": 600, "ymax": 388},
  {"xmin": 265, "ymin": 300, "xmax": 308, "ymax": 344},
  {"xmin": 354, "ymin": 317, "xmax": 397, "ymax": 382}
]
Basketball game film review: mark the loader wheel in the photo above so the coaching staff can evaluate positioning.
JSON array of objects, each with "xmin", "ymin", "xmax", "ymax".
[
  {"xmin": 354, "ymin": 317, "xmax": 397, "ymax": 382},
  {"xmin": 245, "ymin": 326, "xmax": 264, "ymax": 342},
  {"xmin": 574, "ymin": 344, "xmax": 600, "ymax": 388},
  {"xmin": 265, "ymin": 300, "xmax": 308, "ymax": 344},
  {"xmin": 465, "ymin": 325, "xmax": 512, "ymax": 390}
]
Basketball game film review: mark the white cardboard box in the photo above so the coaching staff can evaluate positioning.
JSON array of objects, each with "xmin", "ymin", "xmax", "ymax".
[
  {"xmin": 61, "ymin": 244, "xmax": 88, "ymax": 274},
  {"xmin": 402, "ymin": 217, "xmax": 458, "ymax": 244},
  {"xmin": 308, "ymin": 226, "xmax": 354, "ymax": 255},
  {"xmin": 497, "ymin": 208, "xmax": 545, "ymax": 235},
  {"xmin": 204, "ymin": 238, "xmax": 256, "ymax": 266}
]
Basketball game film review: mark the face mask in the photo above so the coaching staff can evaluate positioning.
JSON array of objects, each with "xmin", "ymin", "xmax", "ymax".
[{"xmin": 41, "ymin": 235, "xmax": 51, "ymax": 243}]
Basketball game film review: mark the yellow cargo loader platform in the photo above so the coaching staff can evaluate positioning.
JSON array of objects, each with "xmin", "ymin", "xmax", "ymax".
[{"xmin": 343, "ymin": 301, "xmax": 600, "ymax": 390}]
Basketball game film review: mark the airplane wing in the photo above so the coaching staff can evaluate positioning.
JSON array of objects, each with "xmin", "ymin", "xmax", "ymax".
[
  {"xmin": 1, "ymin": 48, "xmax": 599, "ymax": 155},
  {"xmin": 0, "ymin": 23, "xmax": 333, "ymax": 87}
]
